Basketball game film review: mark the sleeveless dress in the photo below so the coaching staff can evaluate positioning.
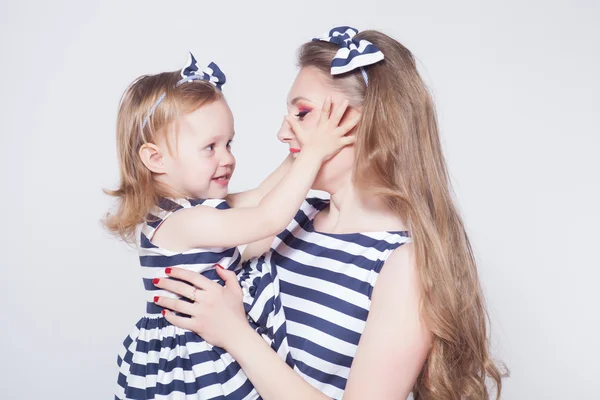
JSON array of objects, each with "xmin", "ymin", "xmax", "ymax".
[
  {"xmin": 116, "ymin": 196, "xmax": 412, "ymax": 400},
  {"xmin": 115, "ymin": 198, "xmax": 260, "ymax": 400},
  {"xmin": 238, "ymin": 197, "xmax": 412, "ymax": 399}
]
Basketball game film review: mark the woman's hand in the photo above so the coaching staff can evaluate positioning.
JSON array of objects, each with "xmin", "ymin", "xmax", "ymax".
[{"xmin": 153, "ymin": 266, "xmax": 248, "ymax": 349}]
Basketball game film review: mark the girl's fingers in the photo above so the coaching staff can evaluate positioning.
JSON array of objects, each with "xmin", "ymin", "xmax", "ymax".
[
  {"xmin": 318, "ymin": 96, "xmax": 332, "ymax": 125},
  {"xmin": 284, "ymin": 115, "xmax": 301, "ymax": 135},
  {"xmin": 284, "ymin": 115, "xmax": 307, "ymax": 146},
  {"xmin": 340, "ymin": 135, "xmax": 357, "ymax": 146},
  {"xmin": 328, "ymin": 98, "xmax": 350, "ymax": 128},
  {"xmin": 336, "ymin": 110, "xmax": 362, "ymax": 136}
]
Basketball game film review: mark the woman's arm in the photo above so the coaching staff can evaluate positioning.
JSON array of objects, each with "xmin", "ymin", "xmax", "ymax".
[
  {"xmin": 225, "ymin": 153, "xmax": 294, "ymax": 209},
  {"xmin": 155, "ymin": 243, "xmax": 431, "ymax": 400},
  {"xmin": 341, "ymin": 243, "xmax": 431, "ymax": 399}
]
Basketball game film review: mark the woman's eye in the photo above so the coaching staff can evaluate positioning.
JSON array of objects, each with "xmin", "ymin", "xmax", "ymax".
[
  {"xmin": 205, "ymin": 144, "xmax": 215, "ymax": 151},
  {"xmin": 295, "ymin": 110, "xmax": 310, "ymax": 120},
  {"xmin": 226, "ymin": 140, "xmax": 233, "ymax": 149}
]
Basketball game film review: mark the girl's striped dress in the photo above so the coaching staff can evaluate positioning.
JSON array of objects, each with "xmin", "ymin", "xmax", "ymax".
[{"xmin": 115, "ymin": 198, "xmax": 260, "ymax": 400}]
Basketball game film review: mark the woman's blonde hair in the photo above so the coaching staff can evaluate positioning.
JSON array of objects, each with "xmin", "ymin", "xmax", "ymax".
[
  {"xmin": 299, "ymin": 31, "xmax": 505, "ymax": 399},
  {"xmin": 104, "ymin": 71, "xmax": 222, "ymax": 243}
]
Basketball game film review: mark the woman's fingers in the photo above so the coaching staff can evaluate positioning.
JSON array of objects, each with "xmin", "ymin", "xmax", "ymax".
[
  {"xmin": 164, "ymin": 267, "xmax": 219, "ymax": 291},
  {"xmin": 155, "ymin": 296, "xmax": 197, "ymax": 316},
  {"xmin": 153, "ymin": 277, "xmax": 198, "ymax": 300},
  {"xmin": 216, "ymin": 266, "xmax": 243, "ymax": 298},
  {"xmin": 162, "ymin": 310, "xmax": 195, "ymax": 331}
]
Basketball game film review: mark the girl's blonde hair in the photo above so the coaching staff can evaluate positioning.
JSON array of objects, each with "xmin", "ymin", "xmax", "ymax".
[
  {"xmin": 299, "ymin": 31, "xmax": 505, "ymax": 399},
  {"xmin": 104, "ymin": 71, "xmax": 222, "ymax": 243}
]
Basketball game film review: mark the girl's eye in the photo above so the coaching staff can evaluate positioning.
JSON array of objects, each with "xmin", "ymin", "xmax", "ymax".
[
  {"xmin": 205, "ymin": 144, "xmax": 215, "ymax": 151},
  {"xmin": 226, "ymin": 140, "xmax": 233, "ymax": 149},
  {"xmin": 295, "ymin": 110, "xmax": 310, "ymax": 120}
]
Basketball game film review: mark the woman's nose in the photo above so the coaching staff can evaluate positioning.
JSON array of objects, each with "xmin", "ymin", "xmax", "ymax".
[{"xmin": 277, "ymin": 118, "xmax": 294, "ymax": 143}]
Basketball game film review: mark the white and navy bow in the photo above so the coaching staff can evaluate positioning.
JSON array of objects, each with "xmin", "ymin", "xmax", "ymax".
[
  {"xmin": 313, "ymin": 26, "xmax": 384, "ymax": 77},
  {"xmin": 179, "ymin": 52, "xmax": 226, "ymax": 90},
  {"xmin": 141, "ymin": 53, "xmax": 226, "ymax": 129}
]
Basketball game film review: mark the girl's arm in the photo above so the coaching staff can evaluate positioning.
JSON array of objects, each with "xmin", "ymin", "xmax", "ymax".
[
  {"xmin": 155, "ymin": 243, "xmax": 431, "ymax": 400},
  {"xmin": 159, "ymin": 98, "xmax": 359, "ymax": 250},
  {"xmin": 225, "ymin": 153, "xmax": 294, "ymax": 209}
]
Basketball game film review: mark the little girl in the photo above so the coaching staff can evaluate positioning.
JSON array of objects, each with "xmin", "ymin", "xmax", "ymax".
[{"xmin": 104, "ymin": 53, "xmax": 359, "ymax": 399}]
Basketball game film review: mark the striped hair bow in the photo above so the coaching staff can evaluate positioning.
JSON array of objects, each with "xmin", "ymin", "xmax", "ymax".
[
  {"xmin": 180, "ymin": 52, "xmax": 226, "ymax": 90},
  {"xmin": 313, "ymin": 26, "xmax": 384, "ymax": 84},
  {"xmin": 141, "ymin": 52, "xmax": 226, "ymax": 130}
]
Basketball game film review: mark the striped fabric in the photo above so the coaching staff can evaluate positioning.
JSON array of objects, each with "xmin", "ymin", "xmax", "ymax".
[
  {"xmin": 313, "ymin": 26, "xmax": 384, "ymax": 76},
  {"xmin": 253, "ymin": 197, "xmax": 412, "ymax": 399},
  {"xmin": 180, "ymin": 53, "xmax": 226, "ymax": 90},
  {"xmin": 116, "ymin": 197, "xmax": 260, "ymax": 400},
  {"xmin": 141, "ymin": 52, "xmax": 226, "ymax": 130},
  {"xmin": 116, "ymin": 196, "xmax": 411, "ymax": 399}
]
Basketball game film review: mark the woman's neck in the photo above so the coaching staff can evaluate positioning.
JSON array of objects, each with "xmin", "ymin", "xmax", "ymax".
[{"xmin": 316, "ymin": 183, "xmax": 408, "ymax": 234}]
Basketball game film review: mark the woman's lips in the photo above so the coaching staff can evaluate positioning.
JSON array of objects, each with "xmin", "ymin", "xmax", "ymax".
[{"xmin": 290, "ymin": 148, "xmax": 301, "ymax": 153}]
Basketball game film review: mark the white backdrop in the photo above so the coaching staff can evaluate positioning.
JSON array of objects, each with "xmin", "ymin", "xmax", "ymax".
[{"xmin": 1, "ymin": 1, "xmax": 598, "ymax": 398}]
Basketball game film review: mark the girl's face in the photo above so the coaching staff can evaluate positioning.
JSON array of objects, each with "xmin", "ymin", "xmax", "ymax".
[
  {"xmin": 278, "ymin": 66, "xmax": 356, "ymax": 192},
  {"xmin": 160, "ymin": 98, "xmax": 236, "ymax": 199}
]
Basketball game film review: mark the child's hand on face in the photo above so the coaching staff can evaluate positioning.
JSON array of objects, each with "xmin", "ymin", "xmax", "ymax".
[{"xmin": 284, "ymin": 96, "xmax": 361, "ymax": 162}]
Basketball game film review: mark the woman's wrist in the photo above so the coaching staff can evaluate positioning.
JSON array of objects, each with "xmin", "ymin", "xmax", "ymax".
[{"xmin": 226, "ymin": 320, "xmax": 260, "ymax": 358}]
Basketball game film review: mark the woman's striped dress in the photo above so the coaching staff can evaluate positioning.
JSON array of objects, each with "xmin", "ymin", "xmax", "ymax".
[{"xmin": 239, "ymin": 197, "xmax": 412, "ymax": 399}]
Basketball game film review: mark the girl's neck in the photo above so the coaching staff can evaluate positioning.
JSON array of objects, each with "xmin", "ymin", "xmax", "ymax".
[{"xmin": 154, "ymin": 177, "xmax": 191, "ymax": 200}]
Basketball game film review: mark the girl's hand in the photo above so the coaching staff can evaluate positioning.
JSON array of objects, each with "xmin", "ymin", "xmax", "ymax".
[
  {"xmin": 153, "ymin": 266, "xmax": 248, "ymax": 349},
  {"xmin": 285, "ymin": 96, "xmax": 360, "ymax": 162}
]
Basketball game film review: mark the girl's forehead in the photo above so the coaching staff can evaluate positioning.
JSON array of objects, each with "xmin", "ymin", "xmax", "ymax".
[{"xmin": 177, "ymin": 100, "xmax": 234, "ymax": 138}]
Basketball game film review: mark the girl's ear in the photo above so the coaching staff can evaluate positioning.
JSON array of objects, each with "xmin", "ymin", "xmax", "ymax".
[{"xmin": 139, "ymin": 143, "xmax": 166, "ymax": 174}]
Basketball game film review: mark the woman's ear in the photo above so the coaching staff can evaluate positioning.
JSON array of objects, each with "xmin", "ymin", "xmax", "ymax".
[{"xmin": 139, "ymin": 143, "xmax": 166, "ymax": 174}]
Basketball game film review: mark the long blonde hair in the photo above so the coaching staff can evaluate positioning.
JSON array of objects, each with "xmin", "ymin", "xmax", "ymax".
[
  {"xmin": 104, "ymin": 71, "xmax": 222, "ymax": 243},
  {"xmin": 299, "ymin": 31, "xmax": 505, "ymax": 399}
]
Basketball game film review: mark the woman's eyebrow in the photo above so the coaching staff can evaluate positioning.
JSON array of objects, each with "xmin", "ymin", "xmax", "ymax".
[{"xmin": 288, "ymin": 96, "xmax": 313, "ymax": 106}]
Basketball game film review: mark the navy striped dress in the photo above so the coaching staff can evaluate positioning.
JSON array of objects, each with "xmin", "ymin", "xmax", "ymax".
[
  {"xmin": 239, "ymin": 197, "xmax": 412, "ymax": 399},
  {"xmin": 116, "ymin": 198, "xmax": 260, "ymax": 400}
]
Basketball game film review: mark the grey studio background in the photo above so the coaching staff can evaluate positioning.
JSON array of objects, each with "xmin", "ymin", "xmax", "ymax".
[{"xmin": 0, "ymin": 0, "xmax": 598, "ymax": 399}]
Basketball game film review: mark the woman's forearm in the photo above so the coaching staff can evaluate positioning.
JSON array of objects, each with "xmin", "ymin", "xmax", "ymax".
[{"xmin": 228, "ymin": 324, "xmax": 330, "ymax": 400}]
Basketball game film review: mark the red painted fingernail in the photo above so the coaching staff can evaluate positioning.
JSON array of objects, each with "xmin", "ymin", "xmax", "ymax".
[
  {"xmin": 216, "ymin": 264, "xmax": 224, "ymax": 269},
  {"xmin": 165, "ymin": 267, "xmax": 172, "ymax": 274},
  {"xmin": 153, "ymin": 278, "xmax": 160, "ymax": 285},
  {"xmin": 161, "ymin": 310, "xmax": 166, "ymax": 316},
  {"xmin": 153, "ymin": 296, "xmax": 159, "ymax": 302}
]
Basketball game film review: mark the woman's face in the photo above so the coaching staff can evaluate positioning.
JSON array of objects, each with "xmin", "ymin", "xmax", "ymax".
[{"xmin": 278, "ymin": 66, "xmax": 356, "ymax": 192}]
